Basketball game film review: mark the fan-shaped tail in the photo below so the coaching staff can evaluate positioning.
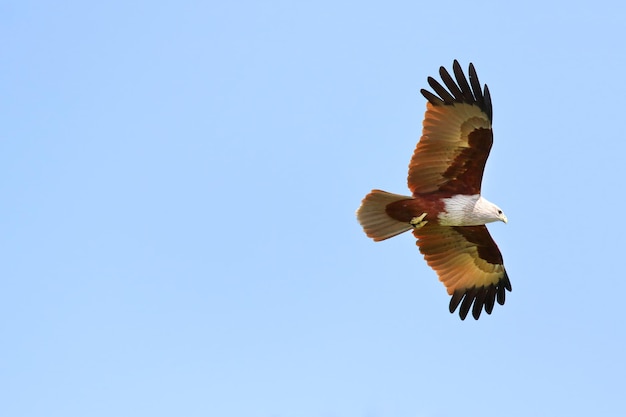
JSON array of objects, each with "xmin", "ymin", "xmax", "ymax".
[{"xmin": 356, "ymin": 190, "xmax": 413, "ymax": 242}]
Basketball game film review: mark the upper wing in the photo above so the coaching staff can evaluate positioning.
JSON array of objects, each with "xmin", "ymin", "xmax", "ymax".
[
  {"xmin": 408, "ymin": 60, "xmax": 493, "ymax": 195},
  {"xmin": 413, "ymin": 225, "xmax": 511, "ymax": 320}
]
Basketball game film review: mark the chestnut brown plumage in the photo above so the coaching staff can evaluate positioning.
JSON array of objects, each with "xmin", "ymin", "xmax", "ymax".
[{"xmin": 357, "ymin": 60, "xmax": 511, "ymax": 320}]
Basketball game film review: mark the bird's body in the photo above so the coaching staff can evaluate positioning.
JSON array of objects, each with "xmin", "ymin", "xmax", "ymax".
[
  {"xmin": 385, "ymin": 193, "xmax": 505, "ymax": 227},
  {"xmin": 357, "ymin": 60, "xmax": 511, "ymax": 320}
]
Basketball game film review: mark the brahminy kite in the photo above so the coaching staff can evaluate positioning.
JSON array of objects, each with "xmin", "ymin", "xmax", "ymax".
[{"xmin": 357, "ymin": 60, "xmax": 510, "ymax": 320}]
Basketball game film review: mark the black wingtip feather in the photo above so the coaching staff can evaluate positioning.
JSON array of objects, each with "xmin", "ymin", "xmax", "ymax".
[
  {"xmin": 449, "ymin": 270, "xmax": 512, "ymax": 320},
  {"xmin": 449, "ymin": 290, "xmax": 464, "ymax": 314},
  {"xmin": 427, "ymin": 76, "xmax": 455, "ymax": 104},
  {"xmin": 459, "ymin": 287, "xmax": 478, "ymax": 320},
  {"xmin": 472, "ymin": 290, "xmax": 487, "ymax": 320},
  {"xmin": 468, "ymin": 63, "xmax": 484, "ymax": 105},
  {"xmin": 484, "ymin": 84, "xmax": 493, "ymax": 121},
  {"xmin": 484, "ymin": 287, "xmax": 496, "ymax": 315},
  {"xmin": 439, "ymin": 65, "xmax": 464, "ymax": 102},
  {"xmin": 452, "ymin": 60, "xmax": 474, "ymax": 103},
  {"xmin": 421, "ymin": 60, "xmax": 493, "ymax": 122},
  {"xmin": 503, "ymin": 270, "xmax": 512, "ymax": 291},
  {"xmin": 420, "ymin": 88, "xmax": 444, "ymax": 106}
]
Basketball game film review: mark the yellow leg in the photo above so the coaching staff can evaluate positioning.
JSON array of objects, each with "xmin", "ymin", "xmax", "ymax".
[{"xmin": 409, "ymin": 213, "xmax": 428, "ymax": 229}]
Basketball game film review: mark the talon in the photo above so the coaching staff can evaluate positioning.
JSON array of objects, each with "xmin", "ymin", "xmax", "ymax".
[{"xmin": 410, "ymin": 213, "xmax": 428, "ymax": 229}]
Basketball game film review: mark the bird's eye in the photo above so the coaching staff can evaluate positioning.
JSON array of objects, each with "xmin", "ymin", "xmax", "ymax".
[{"xmin": 498, "ymin": 210, "xmax": 502, "ymax": 214}]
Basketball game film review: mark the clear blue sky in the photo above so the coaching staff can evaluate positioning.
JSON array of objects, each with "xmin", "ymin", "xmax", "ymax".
[{"xmin": 3, "ymin": 1, "xmax": 626, "ymax": 416}]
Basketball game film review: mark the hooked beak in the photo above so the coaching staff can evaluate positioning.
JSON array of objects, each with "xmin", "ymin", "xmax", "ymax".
[{"xmin": 501, "ymin": 214, "xmax": 508, "ymax": 224}]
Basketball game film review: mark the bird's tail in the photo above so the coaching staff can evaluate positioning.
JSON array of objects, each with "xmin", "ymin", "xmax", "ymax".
[{"xmin": 356, "ymin": 190, "xmax": 413, "ymax": 242}]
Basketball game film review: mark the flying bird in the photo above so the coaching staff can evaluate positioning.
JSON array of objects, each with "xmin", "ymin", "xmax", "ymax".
[{"xmin": 356, "ymin": 60, "xmax": 511, "ymax": 320}]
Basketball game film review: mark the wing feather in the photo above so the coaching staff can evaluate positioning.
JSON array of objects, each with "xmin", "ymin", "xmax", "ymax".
[
  {"xmin": 439, "ymin": 65, "xmax": 464, "ymax": 102},
  {"xmin": 420, "ymin": 88, "xmax": 445, "ymax": 106},
  {"xmin": 414, "ymin": 225, "xmax": 511, "ymax": 320},
  {"xmin": 452, "ymin": 60, "xmax": 474, "ymax": 103},
  {"xmin": 409, "ymin": 61, "xmax": 493, "ymax": 195},
  {"xmin": 427, "ymin": 76, "xmax": 456, "ymax": 104},
  {"xmin": 468, "ymin": 63, "xmax": 488, "ymax": 117}
]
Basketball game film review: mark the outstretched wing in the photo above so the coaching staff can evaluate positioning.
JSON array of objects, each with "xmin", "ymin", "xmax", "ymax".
[
  {"xmin": 413, "ymin": 225, "xmax": 511, "ymax": 320},
  {"xmin": 408, "ymin": 60, "xmax": 493, "ymax": 195}
]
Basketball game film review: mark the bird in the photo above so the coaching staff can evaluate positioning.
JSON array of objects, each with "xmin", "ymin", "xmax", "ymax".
[{"xmin": 356, "ymin": 60, "xmax": 511, "ymax": 320}]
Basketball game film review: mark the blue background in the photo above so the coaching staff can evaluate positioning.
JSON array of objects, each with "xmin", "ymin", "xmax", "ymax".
[{"xmin": 3, "ymin": 1, "xmax": 625, "ymax": 416}]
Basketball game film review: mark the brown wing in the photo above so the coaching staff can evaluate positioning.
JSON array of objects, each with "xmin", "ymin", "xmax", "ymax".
[
  {"xmin": 413, "ymin": 225, "xmax": 511, "ymax": 320},
  {"xmin": 408, "ymin": 60, "xmax": 493, "ymax": 195}
]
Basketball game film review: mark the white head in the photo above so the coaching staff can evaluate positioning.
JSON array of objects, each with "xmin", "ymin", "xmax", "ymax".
[
  {"xmin": 439, "ymin": 194, "xmax": 508, "ymax": 226},
  {"xmin": 475, "ymin": 196, "xmax": 508, "ymax": 224}
]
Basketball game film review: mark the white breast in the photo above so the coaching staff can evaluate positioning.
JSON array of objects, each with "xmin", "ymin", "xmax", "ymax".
[{"xmin": 438, "ymin": 194, "xmax": 497, "ymax": 226}]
